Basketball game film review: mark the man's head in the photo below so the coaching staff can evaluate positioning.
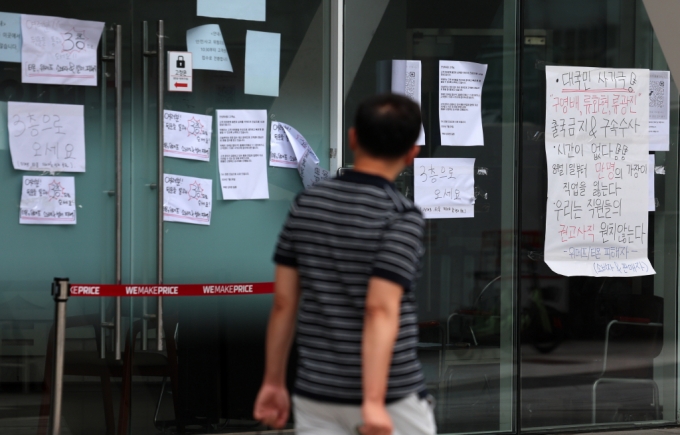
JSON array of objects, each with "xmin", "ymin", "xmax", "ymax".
[{"xmin": 351, "ymin": 93, "xmax": 422, "ymax": 159}]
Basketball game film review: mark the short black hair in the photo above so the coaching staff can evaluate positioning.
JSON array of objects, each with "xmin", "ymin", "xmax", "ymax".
[{"xmin": 354, "ymin": 93, "xmax": 422, "ymax": 159}]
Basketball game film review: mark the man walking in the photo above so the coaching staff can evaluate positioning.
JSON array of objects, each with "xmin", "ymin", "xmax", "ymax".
[{"xmin": 254, "ymin": 94, "xmax": 436, "ymax": 435}]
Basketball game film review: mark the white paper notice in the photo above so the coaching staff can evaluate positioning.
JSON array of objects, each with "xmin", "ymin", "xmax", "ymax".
[
  {"xmin": 186, "ymin": 25, "xmax": 233, "ymax": 72},
  {"xmin": 544, "ymin": 66, "xmax": 654, "ymax": 277},
  {"xmin": 414, "ymin": 158, "xmax": 475, "ymax": 219},
  {"xmin": 0, "ymin": 12, "xmax": 22, "ymax": 63},
  {"xmin": 217, "ymin": 110, "xmax": 269, "ymax": 200},
  {"xmin": 21, "ymin": 15, "xmax": 104, "ymax": 86},
  {"xmin": 649, "ymin": 70, "xmax": 670, "ymax": 152},
  {"xmin": 439, "ymin": 61, "xmax": 487, "ymax": 146},
  {"xmin": 649, "ymin": 154, "xmax": 655, "ymax": 212},
  {"xmin": 391, "ymin": 60, "xmax": 425, "ymax": 145},
  {"xmin": 163, "ymin": 174, "xmax": 213, "ymax": 225},
  {"xmin": 20, "ymin": 176, "xmax": 76, "ymax": 225},
  {"xmin": 197, "ymin": 0, "xmax": 266, "ymax": 22},
  {"xmin": 270, "ymin": 121, "xmax": 330, "ymax": 188},
  {"xmin": 163, "ymin": 110, "xmax": 212, "ymax": 162},
  {"xmin": 8, "ymin": 102, "xmax": 86, "ymax": 172}
]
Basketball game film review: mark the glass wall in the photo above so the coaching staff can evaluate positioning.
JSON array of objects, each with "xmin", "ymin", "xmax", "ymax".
[
  {"xmin": 520, "ymin": 0, "xmax": 678, "ymax": 431},
  {"xmin": 345, "ymin": 0, "xmax": 678, "ymax": 434},
  {"xmin": 344, "ymin": 1, "xmax": 519, "ymax": 433},
  {"xmin": 127, "ymin": 1, "xmax": 330, "ymax": 433},
  {"xmin": 0, "ymin": 1, "xmax": 330, "ymax": 434}
]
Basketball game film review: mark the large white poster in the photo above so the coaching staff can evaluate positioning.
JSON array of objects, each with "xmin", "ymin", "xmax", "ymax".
[
  {"xmin": 217, "ymin": 110, "xmax": 269, "ymax": 200},
  {"xmin": 21, "ymin": 15, "xmax": 104, "ymax": 86},
  {"xmin": 544, "ymin": 66, "xmax": 654, "ymax": 277},
  {"xmin": 8, "ymin": 102, "xmax": 86, "ymax": 172}
]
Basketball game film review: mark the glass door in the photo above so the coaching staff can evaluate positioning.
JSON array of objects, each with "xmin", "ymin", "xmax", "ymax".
[
  {"xmin": 124, "ymin": 1, "xmax": 331, "ymax": 433},
  {"xmin": 0, "ymin": 1, "xmax": 331, "ymax": 434},
  {"xmin": 0, "ymin": 1, "xmax": 132, "ymax": 435},
  {"xmin": 343, "ymin": 1, "xmax": 519, "ymax": 433}
]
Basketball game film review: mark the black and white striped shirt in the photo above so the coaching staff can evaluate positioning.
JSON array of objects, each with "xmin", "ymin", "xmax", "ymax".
[{"xmin": 274, "ymin": 170, "xmax": 426, "ymax": 404}]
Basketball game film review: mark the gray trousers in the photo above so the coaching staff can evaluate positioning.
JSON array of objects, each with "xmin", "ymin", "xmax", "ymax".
[{"xmin": 293, "ymin": 393, "xmax": 437, "ymax": 435}]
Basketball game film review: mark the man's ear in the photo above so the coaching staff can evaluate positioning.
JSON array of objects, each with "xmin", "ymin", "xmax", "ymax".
[
  {"xmin": 348, "ymin": 127, "xmax": 359, "ymax": 152},
  {"xmin": 403, "ymin": 145, "xmax": 420, "ymax": 166}
]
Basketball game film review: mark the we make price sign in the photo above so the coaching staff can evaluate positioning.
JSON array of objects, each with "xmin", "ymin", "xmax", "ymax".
[{"xmin": 168, "ymin": 51, "xmax": 193, "ymax": 92}]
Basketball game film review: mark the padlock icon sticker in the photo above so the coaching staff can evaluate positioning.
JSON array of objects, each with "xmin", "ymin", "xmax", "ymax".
[{"xmin": 176, "ymin": 56, "xmax": 185, "ymax": 68}]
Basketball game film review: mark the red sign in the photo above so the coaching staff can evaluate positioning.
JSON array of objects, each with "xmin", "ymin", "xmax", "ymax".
[{"xmin": 70, "ymin": 283, "xmax": 274, "ymax": 297}]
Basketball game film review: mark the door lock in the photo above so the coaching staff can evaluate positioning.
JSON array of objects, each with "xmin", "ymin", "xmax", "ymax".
[{"xmin": 176, "ymin": 55, "xmax": 185, "ymax": 68}]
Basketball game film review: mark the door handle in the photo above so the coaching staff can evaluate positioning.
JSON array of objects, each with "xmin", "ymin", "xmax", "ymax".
[
  {"xmin": 100, "ymin": 24, "xmax": 123, "ymax": 361},
  {"xmin": 143, "ymin": 20, "xmax": 165, "ymax": 352}
]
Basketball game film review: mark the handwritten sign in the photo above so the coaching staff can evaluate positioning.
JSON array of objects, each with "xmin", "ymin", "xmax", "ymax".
[
  {"xmin": 544, "ymin": 66, "xmax": 654, "ymax": 277},
  {"xmin": 187, "ymin": 25, "xmax": 233, "ymax": 72},
  {"xmin": 439, "ymin": 61, "xmax": 487, "ymax": 146},
  {"xmin": 20, "ymin": 176, "xmax": 76, "ymax": 225},
  {"xmin": 216, "ymin": 110, "xmax": 269, "ymax": 200},
  {"xmin": 414, "ymin": 158, "xmax": 475, "ymax": 219},
  {"xmin": 163, "ymin": 174, "xmax": 213, "ymax": 225},
  {"xmin": 21, "ymin": 15, "xmax": 104, "ymax": 86},
  {"xmin": 270, "ymin": 121, "xmax": 330, "ymax": 188},
  {"xmin": 0, "ymin": 12, "xmax": 21, "ymax": 63},
  {"xmin": 8, "ymin": 102, "xmax": 86, "ymax": 172},
  {"xmin": 163, "ymin": 110, "xmax": 212, "ymax": 161}
]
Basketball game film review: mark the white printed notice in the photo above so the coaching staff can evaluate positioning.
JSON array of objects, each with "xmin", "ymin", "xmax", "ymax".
[
  {"xmin": 163, "ymin": 110, "xmax": 213, "ymax": 161},
  {"xmin": 414, "ymin": 158, "xmax": 475, "ymax": 219},
  {"xmin": 439, "ymin": 61, "xmax": 487, "ymax": 146},
  {"xmin": 216, "ymin": 110, "xmax": 269, "ymax": 200},
  {"xmin": 20, "ymin": 176, "xmax": 76, "ymax": 225},
  {"xmin": 21, "ymin": 15, "xmax": 104, "ymax": 86},
  {"xmin": 270, "ymin": 121, "xmax": 330, "ymax": 189},
  {"xmin": 391, "ymin": 60, "xmax": 425, "ymax": 145},
  {"xmin": 163, "ymin": 174, "xmax": 213, "ymax": 225},
  {"xmin": 8, "ymin": 102, "xmax": 86, "ymax": 172},
  {"xmin": 544, "ymin": 66, "xmax": 654, "ymax": 277},
  {"xmin": 649, "ymin": 70, "xmax": 670, "ymax": 152},
  {"xmin": 649, "ymin": 154, "xmax": 655, "ymax": 212}
]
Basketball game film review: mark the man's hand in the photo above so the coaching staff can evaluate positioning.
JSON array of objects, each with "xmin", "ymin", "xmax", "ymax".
[
  {"xmin": 253, "ymin": 383, "xmax": 290, "ymax": 429},
  {"xmin": 359, "ymin": 400, "xmax": 393, "ymax": 435},
  {"xmin": 253, "ymin": 265, "xmax": 299, "ymax": 429}
]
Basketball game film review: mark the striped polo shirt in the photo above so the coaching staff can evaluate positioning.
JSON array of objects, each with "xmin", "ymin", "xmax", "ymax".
[{"xmin": 274, "ymin": 170, "xmax": 426, "ymax": 404}]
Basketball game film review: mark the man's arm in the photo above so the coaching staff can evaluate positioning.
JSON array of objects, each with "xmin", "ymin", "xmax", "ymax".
[
  {"xmin": 253, "ymin": 265, "xmax": 301, "ymax": 429},
  {"xmin": 360, "ymin": 277, "xmax": 404, "ymax": 435}
]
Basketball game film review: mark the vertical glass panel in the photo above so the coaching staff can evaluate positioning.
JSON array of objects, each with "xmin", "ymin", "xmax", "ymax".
[
  {"xmin": 344, "ymin": 1, "xmax": 518, "ymax": 433},
  {"xmin": 127, "ymin": 1, "xmax": 330, "ymax": 433},
  {"xmin": 520, "ymin": 0, "xmax": 678, "ymax": 431},
  {"xmin": 0, "ymin": 2, "xmax": 131, "ymax": 435}
]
